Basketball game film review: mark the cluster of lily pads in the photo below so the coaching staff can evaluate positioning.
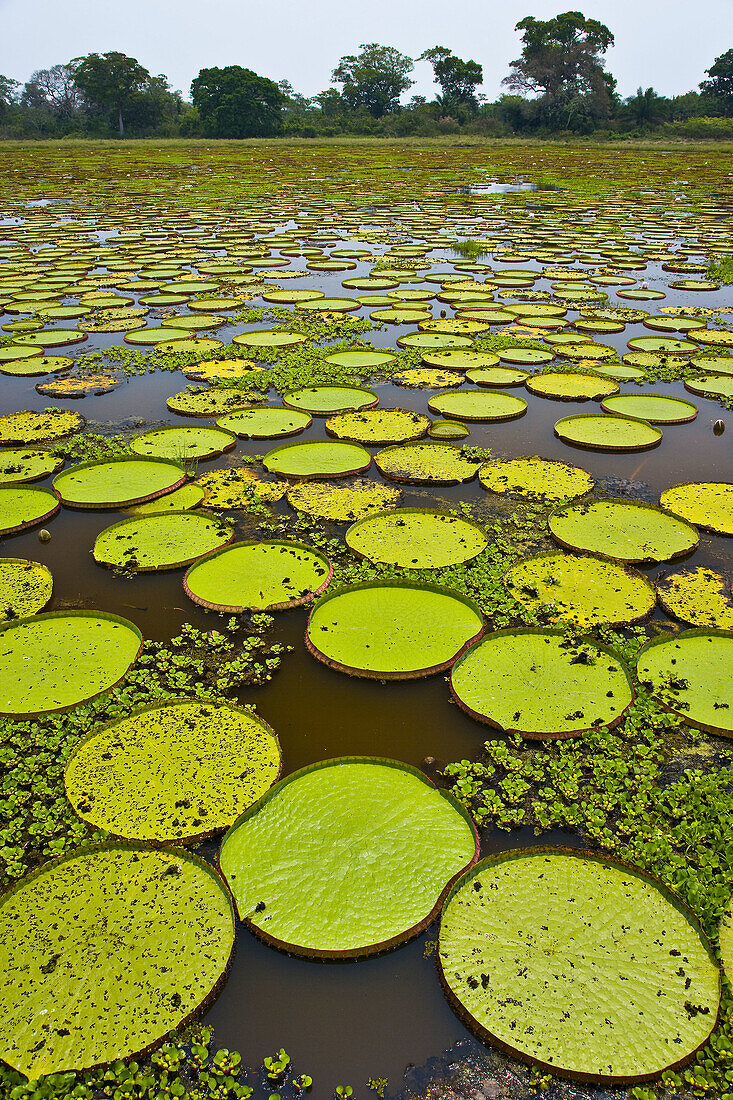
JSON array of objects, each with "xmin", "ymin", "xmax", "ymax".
[{"xmin": 0, "ymin": 142, "xmax": 732, "ymax": 1099}]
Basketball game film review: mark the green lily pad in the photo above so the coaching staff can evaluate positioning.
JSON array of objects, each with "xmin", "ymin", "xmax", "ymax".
[
  {"xmin": 392, "ymin": 368, "xmax": 464, "ymax": 389},
  {"xmin": 0, "ymin": 354, "xmax": 73, "ymax": 377},
  {"xmin": 0, "ymin": 559, "xmax": 53, "ymax": 620},
  {"xmin": 0, "ymin": 449, "xmax": 63, "ymax": 485},
  {"xmin": 657, "ymin": 568, "xmax": 733, "ymax": 629},
  {"xmin": 637, "ymin": 630, "xmax": 733, "ymax": 736},
  {"xmin": 660, "ymin": 482, "xmax": 733, "ymax": 536},
  {"xmin": 554, "ymin": 414, "xmax": 663, "ymax": 452},
  {"xmin": 450, "ymin": 629, "xmax": 633, "ymax": 738},
  {"xmin": 0, "ymin": 844, "xmax": 234, "ymax": 1079},
  {"xmin": 184, "ymin": 540, "xmax": 332, "ymax": 612},
  {"xmin": 376, "ymin": 442, "xmax": 480, "ymax": 484},
  {"xmin": 324, "ymin": 349, "xmax": 395, "ymax": 369},
  {"xmin": 306, "ymin": 581, "xmax": 483, "ymax": 679},
  {"xmin": 527, "ymin": 373, "xmax": 619, "ymax": 401},
  {"xmin": 600, "ymin": 394, "xmax": 697, "ymax": 424},
  {"xmin": 93, "ymin": 511, "xmax": 233, "ymax": 572},
  {"xmin": 233, "ymin": 329, "xmax": 306, "ymax": 349},
  {"xmin": 54, "ymin": 458, "xmax": 185, "ymax": 509},
  {"xmin": 690, "ymin": 355, "xmax": 733, "ymax": 375},
  {"xmin": 131, "ymin": 426, "xmax": 237, "ymax": 460},
  {"xmin": 326, "ymin": 408, "xmax": 430, "ymax": 445},
  {"xmin": 684, "ymin": 375, "xmax": 733, "ymax": 401},
  {"xmin": 549, "ymin": 500, "xmax": 699, "ymax": 563},
  {"xmin": 428, "ymin": 419, "xmax": 470, "ymax": 440},
  {"xmin": 154, "ymin": 337, "xmax": 225, "ymax": 355},
  {"xmin": 479, "ymin": 457, "xmax": 593, "ymax": 503},
  {"xmin": 506, "ymin": 552, "xmax": 655, "ymax": 627},
  {"xmin": 397, "ymin": 332, "xmax": 473, "ymax": 351},
  {"xmin": 167, "ymin": 390, "xmax": 252, "ymax": 417},
  {"xmin": 0, "ymin": 611, "xmax": 142, "ymax": 716},
  {"xmin": 197, "ymin": 467, "xmax": 288, "ymax": 508},
  {"xmin": 219, "ymin": 757, "xmax": 477, "ymax": 958},
  {"xmin": 129, "ymin": 482, "xmax": 205, "ymax": 514},
  {"xmin": 0, "ymin": 486, "xmax": 60, "ymax": 535},
  {"xmin": 555, "ymin": 342, "xmax": 618, "ymax": 361},
  {"xmin": 14, "ymin": 328, "xmax": 87, "ymax": 348},
  {"xmin": 627, "ymin": 336, "xmax": 697, "ymax": 355},
  {"xmin": 0, "ymin": 410, "xmax": 84, "ymax": 445},
  {"xmin": 286, "ymin": 479, "xmax": 400, "ymax": 523},
  {"xmin": 438, "ymin": 848, "xmax": 720, "ymax": 1083},
  {"xmin": 263, "ymin": 440, "xmax": 371, "ymax": 480},
  {"xmin": 64, "ymin": 700, "xmax": 281, "ymax": 843},
  {"xmin": 283, "ymin": 386, "xmax": 378, "ymax": 415},
  {"xmin": 421, "ymin": 350, "xmax": 500, "ymax": 371},
  {"xmin": 346, "ymin": 509, "xmax": 487, "ymax": 569},
  {"xmin": 428, "ymin": 390, "xmax": 527, "ymax": 422},
  {"xmin": 216, "ymin": 407, "xmax": 312, "ymax": 440},
  {"xmin": 466, "ymin": 366, "xmax": 529, "ymax": 387}
]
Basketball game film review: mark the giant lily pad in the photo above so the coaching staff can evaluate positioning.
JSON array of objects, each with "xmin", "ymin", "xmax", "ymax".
[
  {"xmin": 0, "ymin": 844, "xmax": 234, "ymax": 1079},
  {"xmin": 184, "ymin": 540, "xmax": 332, "ymax": 612},
  {"xmin": 685, "ymin": 375, "xmax": 733, "ymax": 402},
  {"xmin": 346, "ymin": 509, "xmax": 487, "ymax": 569},
  {"xmin": 376, "ymin": 442, "xmax": 480, "ymax": 484},
  {"xmin": 0, "ymin": 410, "xmax": 84, "ymax": 445},
  {"xmin": 660, "ymin": 482, "xmax": 733, "ymax": 536},
  {"xmin": 450, "ymin": 629, "xmax": 633, "ymax": 738},
  {"xmin": 549, "ymin": 500, "xmax": 699, "ymax": 564},
  {"xmin": 129, "ymin": 482, "xmax": 205, "ymax": 514},
  {"xmin": 196, "ymin": 467, "xmax": 287, "ymax": 508},
  {"xmin": 421, "ymin": 350, "xmax": 500, "ymax": 371},
  {"xmin": 53, "ymin": 458, "xmax": 185, "ymax": 509},
  {"xmin": 600, "ymin": 394, "xmax": 698, "ymax": 424},
  {"xmin": 263, "ymin": 440, "xmax": 371, "ymax": 480},
  {"xmin": 219, "ymin": 757, "xmax": 478, "ymax": 958},
  {"xmin": 306, "ymin": 581, "xmax": 483, "ymax": 678},
  {"xmin": 167, "ymin": 389, "xmax": 253, "ymax": 418},
  {"xmin": 526, "ymin": 372, "xmax": 619, "ymax": 401},
  {"xmin": 324, "ymin": 349, "xmax": 395, "ymax": 369},
  {"xmin": 479, "ymin": 457, "xmax": 593, "ymax": 503},
  {"xmin": 65, "ymin": 700, "xmax": 281, "ymax": 843},
  {"xmin": 554, "ymin": 414, "xmax": 662, "ymax": 452},
  {"xmin": 0, "ymin": 611, "xmax": 142, "ymax": 716},
  {"xmin": 657, "ymin": 568, "xmax": 733, "ymax": 629},
  {"xmin": 438, "ymin": 848, "xmax": 720, "ymax": 1083},
  {"xmin": 283, "ymin": 386, "xmax": 378, "ymax": 416},
  {"xmin": 287, "ymin": 479, "xmax": 400, "ymax": 523},
  {"xmin": 233, "ymin": 329, "xmax": 306, "ymax": 349},
  {"xmin": 216, "ymin": 407, "xmax": 312, "ymax": 440},
  {"xmin": 93, "ymin": 512, "xmax": 233, "ymax": 572},
  {"xmin": 131, "ymin": 426, "xmax": 237, "ymax": 461},
  {"xmin": 637, "ymin": 630, "xmax": 733, "ymax": 736},
  {"xmin": 0, "ymin": 486, "xmax": 60, "ymax": 535},
  {"xmin": 0, "ymin": 559, "xmax": 53, "ymax": 620},
  {"xmin": 326, "ymin": 408, "xmax": 430, "ymax": 445},
  {"xmin": 506, "ymin": 552, "xmax": 655, "ymax": 627},
  {"xmin": 428, "ymin": 390, "xmax": 527, "ymax": 422}
]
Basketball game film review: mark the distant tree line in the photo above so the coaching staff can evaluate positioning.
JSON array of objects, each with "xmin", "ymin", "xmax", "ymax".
[{"xmin": 2, "ymin": 13, "xmax": 733, "ymax": 140}]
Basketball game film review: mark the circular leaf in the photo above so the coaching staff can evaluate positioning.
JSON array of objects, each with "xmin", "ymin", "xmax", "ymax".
[
  {"xmin": 346, "ymin": 509, "xmax": 487, "ymax": 568},
  {"xmin": 185, "ymin": 540, "xmax": 332, "ymax": 612},
  {"xmin": 549, "ymin": 500, "xmax": 699, "ymax": 564}
]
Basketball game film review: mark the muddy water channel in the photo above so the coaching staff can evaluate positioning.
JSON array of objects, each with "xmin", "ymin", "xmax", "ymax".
[{"xmin": 1, "ymin": 145, "xmax": 733, "ymax": 1100}]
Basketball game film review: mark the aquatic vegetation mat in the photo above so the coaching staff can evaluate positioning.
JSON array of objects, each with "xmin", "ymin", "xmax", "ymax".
[
  {"xmin": 0, "ymin": 410, "xmax": 84, "ymax": 445},
  {"xmin": 219, "ymin": 757, "xmax": 477, "ymax": 958},
  {"xmin": 438, "ymin": 848, "xmax": 720, "ymax": 1083},
  {"xmin": 0, "ymin": 844, "xmax": 234, "ymax": 1078}
]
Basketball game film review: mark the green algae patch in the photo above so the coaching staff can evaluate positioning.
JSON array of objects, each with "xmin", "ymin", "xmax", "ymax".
[
  {"xmin": 93, "ymin": 512, "xmax": 233, "ymax": 572},
  {"xmin": 283, "ymin": 386, "xmax": 378, "ymax": 416},
  {"xmin": 53, "ymin": 458, "xmax": 185, "ymax": 509},
  {"xmin": 0, "ymin": 410, "xmax": 84, "ymax": 445},
  {"xmin": 549, "ymin": 500, "xmax": 698, "ymax": 564},
  {"xmin": 376, "ymin": 442, "xmax": 480, "ymax": 485},
  {"xmin": 0, "ymin": 844, "xmax": 234, "ymax": 1079},
  {"xmin": 438, "ymin": 848, "xmax": 720, "ymax": 1084},
  {"xmin": 287, "ymin": 479, "xmax": 400, "ymax": 523},
  {"xmin": 185, "ymin": 540, "xmax": 332, "ymax": 612},
  {"xmin": 657, "ymin": 567, "xmax": 733, "ymax": 629},
  {"xmin": 263, "ymin": 440, "xmax": 371, "ymax": 480},
  {"xmin": 660, "ymin": 482, "xmax": 733, "ymax": 537},
  {"xmin": 506, "ymin": 552, "xmax": 655, "ymax": 628},
  {"xmin": 428, "ymin": 389, "xmax": 527, "ymax": 422},
  {"xmin": 601, "ymin": 394, "xmax": 698, "ymax": 424},
  {"xmin": 450, "ymin": 629, "xmax": 633, "ymax": 739},
  {"xmin": 219, "ymin": 757, "xmax": 477, "ymax": 958},
  {"xmin": 0, "ymin": 611, "xmax": 142, "ymax": 716},
  {"xmin": 0, "ymin": 558, "xmax": 53, "ymax": 620},
  {"xmin": 554, "ymin": 414, "xmax": 662, "ymax": 452},
  {"xmin": 326, "ymin": 408, "xmax": 430, "ymax": 446},
  {"xmin": 346, "ymin": 509, "xmax": 487, "ymax": 569},
  {"xmin": 216, "ymin": 407, "xmax": 311, "ymax": 440},
  {"xmin": 306, "ymin": 581, "xmax": 483, "ymax": 679},
  {"xmin": 479, "ymin": 456, "xmax": 593, "ymax": 504},
  {"xmin": 65, "ymin": 700, "xmax": 281, "ymax": 843},
  {"xmin": 637, "ymin": 630, "xmax": 733, "ymax": 737},
  {"xmin": 0, "ymin": 486, "xmax": 60, "ymax": 535}
]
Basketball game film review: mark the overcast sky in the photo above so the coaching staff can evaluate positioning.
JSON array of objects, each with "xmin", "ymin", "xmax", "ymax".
[{"xmin": 1, "ymin": 0, "xmax": 731, "ymax": 102}]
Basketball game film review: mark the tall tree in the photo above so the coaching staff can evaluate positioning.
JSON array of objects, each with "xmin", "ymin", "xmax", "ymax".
[
  {"xmin": 504, "ymin": 11, "xmax": 613, "ymax": 96},
  {"xmin": 700, "ymin": 48, "xmax": 733, "ymax": 115},
  {"xmin": 23, "ymin": 64, "xmax": 85, "ymax": 118},
  {"xmin": 191, "ymin": 66, "xmax": 283, "ymax": 138},
  {"xmin": 623, "ymin": 86, "xmax": 668, "ymax": 129},
  {"xmin": 72, "ymin": 52, "xmax": 151, "ymax": 136},
  {"xmin": 331, "ymin": 44, "xmax": 413, "ymax": 117},
  {"xmin": 0, "ymin": 75, "xmax": 19, "ymax": 114},
  {"xmin": 420, "ymin": 48, "xmax": 483, "ymax": 113}
]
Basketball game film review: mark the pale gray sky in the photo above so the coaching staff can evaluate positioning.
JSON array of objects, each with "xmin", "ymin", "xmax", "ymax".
[{"xmin": 1, "ymin": 0, "xmax": 731, "ymax": 102}]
